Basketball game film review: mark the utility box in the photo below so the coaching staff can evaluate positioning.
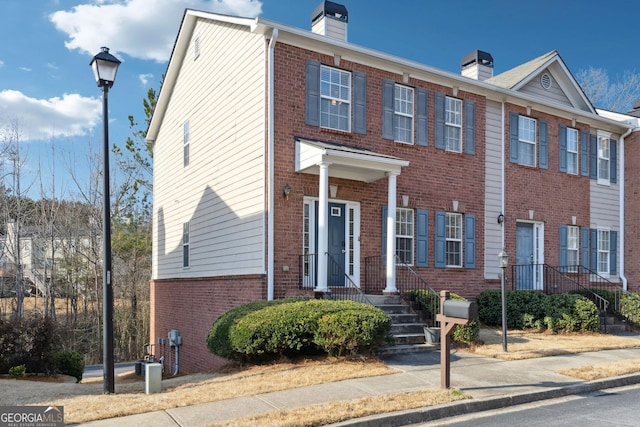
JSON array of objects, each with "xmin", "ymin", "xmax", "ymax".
[
  {"xmin": 145, "ymin": 362, "xmax": 162, "ymax": 394},
  {"xmin": 443, "ymin": 300, "xmax": 478, "ymax": 320}
]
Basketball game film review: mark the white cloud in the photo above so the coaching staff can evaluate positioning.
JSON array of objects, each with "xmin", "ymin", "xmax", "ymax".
[
  {"xmin": 138, "ymin": 73, "xmax": 154, "ymax": 86},
  {"xmin": 0, "ymin": 90, "xmax": 101, "ymax": 141},
  {"xmin": 19, "ymin": 67, "xmax": 32, "ymax": 72},
  {"xmin": 50, "ymin": 0, "xmax": 263, "ymax": 62},
  {"xmin": 0, "ymin": 60, "xmax": 4, "ymax": 68}
]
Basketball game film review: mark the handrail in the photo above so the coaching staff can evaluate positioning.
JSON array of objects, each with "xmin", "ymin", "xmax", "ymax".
[{"xmin": 325, "ymin": 252, "xmax": 372, "ymax": 305}]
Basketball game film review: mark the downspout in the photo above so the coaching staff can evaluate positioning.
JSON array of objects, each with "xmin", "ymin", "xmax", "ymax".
[
  {"xmin": 267, "ymin": 29, "xmax": 279, "ymax": 301},
  {"xmin": 619, "ymin": 126, "xmax": 633, "ymax": 291}
]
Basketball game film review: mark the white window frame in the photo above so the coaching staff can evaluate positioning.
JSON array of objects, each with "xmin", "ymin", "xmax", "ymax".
[
  {"xmin": 597, "ymin": 228, "xmax": 610, "ymax": 276},
  {"xmin": 445, "ymin": 212, "xmax": 463, "ymax": 267},
  {"xmin": 395, "ymin": 208, "xmax": 414, "ymax": 265},
  {"xmin": 193, "ymin": 35, "xmax": 200, "ymax": 60},
  {"xmin": 183, "ymin": 221, "xmax": 190, "ymax": 268},
  {"xmin": 445, "ymin": 96, "xmax": 462, "ymax": 152},
  {"xmin": 320, "ymin": 65, "xmax": 351, "ymax": 132},
  {"xmin": 566, "ymin": 128, "xmax": 578, "ymax": 175},
  {"xmin": 518, "ymin": 116, "xmax": 537, "ymax": 167},
  {"xmin": 567, "ymin": 225, "xmax": 579, "ymax": 272},
  {"xmin": 394, "ymin": 84, "xmax": 414, "ymax": 144},
  {"xmin": 183, "ymin": 120, "xmax": 190, "ymax": 167},
  {"xmin": 597, "ymin": 131, "xmax": 611, "ymax": 185}
]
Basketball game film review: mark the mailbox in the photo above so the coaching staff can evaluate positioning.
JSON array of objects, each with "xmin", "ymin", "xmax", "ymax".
[{"xmin": 443, "ymin": 300, "xmax": 478, "ymax": 320}]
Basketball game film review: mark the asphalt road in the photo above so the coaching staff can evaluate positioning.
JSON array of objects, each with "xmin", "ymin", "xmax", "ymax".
[
  {"xmin": 83, "ymin": 362, "xmax": 136, "ymax": 379},
  {"xmin": 423, "ymin": 384, "xmax": 640, "ymax": 426}
]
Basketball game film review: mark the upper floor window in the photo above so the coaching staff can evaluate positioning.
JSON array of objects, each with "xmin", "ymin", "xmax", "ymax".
[
  {"xmin": 394, "ymin": 85, "xmax": 414, "ymax": 144},
  {"xmin": 509, "ymin": 112, "xmax": 548, "ymax": 169},
  {"xmin": 193, "ymin": 35, "xmax": 200, "ymax": 60},
  {"xmin": 320, "ymin": 65, "xmax": 351, "ymax": 132},
  {"xmin": 183, "ymin": 120, "xmax": 190, "ymax": 167},
  {"xmin": 396, "ymin": 208, "xmax": 414, "ymax": 265},
  {"xmin": 183, "ymin": 221, "xmax": 190, "ymax": 268},
  {"xmin": 566, "ymin": 128, "xmax": 578, "ymax": 175},
  {"xmin": 445, "ymin": 97, "xmax": 462, "ymax": 152},
  {"xmin": 598, "ymin": 136, "xmax": 610, "ymax": 184}
]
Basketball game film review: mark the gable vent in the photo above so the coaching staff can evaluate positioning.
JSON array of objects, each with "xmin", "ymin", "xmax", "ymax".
[{"xmin": 540, "ymin": 73, "xmax": 552, "ymax": 90}]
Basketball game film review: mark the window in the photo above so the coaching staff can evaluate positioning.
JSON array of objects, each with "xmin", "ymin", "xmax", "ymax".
[
  {"xmin": 598, "ymin": 136, "xmax": 610, "ymax": 183},
  {"xmin": 320, "ymin": 65, "xmax": 351, "ymax": 131},
  {"xmin": 518, "ymin": 116, "xmax": 537, "ymax": 166},
  {"xmin": 394, "ymin": 85, "xmax": 414, "ymax": 143},
  {"xmin": 597, "ymin": 229, "xmax": 610, "ymax": 275},
  {"xmin": 566, "ymin": 128, "xmax": 578, "ymax": 175},
  {"xmin": 396, "ymin": 208, "xmax": 414, "ymax": 265},
  {"xmin": 445, "ymin": 213, "xmax": 462, "ymax": 267},
  {"xmin": 183, "ymin": 222, "xmax": 190, "ymax": 268},
  {"xmin": 567, "ymin": 226, "xmax": 579, "ymax": 272},
  {"xmin": 445, "ymin": 97, "xmax": 462, "ymax": 152},
  {"xmin": 183, "ymin": 120, "xmax": 190, "ymax": 167},
  {"xmin": 193, "ymin": 36, "xmax": 200, "ymax": 60}
]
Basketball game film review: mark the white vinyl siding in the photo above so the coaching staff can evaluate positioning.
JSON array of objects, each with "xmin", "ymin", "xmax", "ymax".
[
  {"xmin": 152, "ymin": 19, "xmax": 266, "ymax": 279},
  {"xmin": 519, "ymin": 71, "xmax": 572, "ymax": 107},
  {"xmin": 484, "ymin": 101, "xmax": 503, "ymax": 279},
  {"xmin": 394, "ymin": 85, "xmax": 414, "ymax": 144}
]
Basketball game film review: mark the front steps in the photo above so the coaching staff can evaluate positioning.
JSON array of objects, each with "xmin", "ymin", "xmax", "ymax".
[
  {"xmin": 600, "ymin": 312, "xmax": 630, "ymax": 334},
  {"xmin": 365, "ymin": 294, "xmax": 438, "ymax": 355}
]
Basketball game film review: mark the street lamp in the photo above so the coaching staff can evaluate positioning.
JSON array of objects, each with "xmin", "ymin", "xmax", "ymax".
[
  {"xmin": 498, "ymin": 250, "xmax": 509, "ymax": 352},
  {"xmin": 90, "ymin": 46, "xmax": 120, "ymax": 394}
]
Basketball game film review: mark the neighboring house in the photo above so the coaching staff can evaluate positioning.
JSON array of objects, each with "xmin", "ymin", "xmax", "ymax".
[{"xmin": 147, "ymin": 2, "xmax": 639, "ymax": 372}]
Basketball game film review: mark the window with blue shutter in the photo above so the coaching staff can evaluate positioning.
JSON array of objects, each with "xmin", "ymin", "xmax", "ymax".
[
  {"xmin": 416, "ymin": 209, "xmax": 428, "ymax": 266},
  {"xmin": 580, "ymin": 131, "xmax": 589, "ymax": 176},
  {"xmin": 589, "ymin": 134, "xmax": 598, "ymax": 180},
  {"xmin": 434, "ymin": 212, "xmax": 446, "ymax": 268},
  {"xmin": 539, "ymin": 119, "xmax": 548, "ymax": 169},
  {"xmin": 464, "ymin": 101, "xmax": 476, "ymax": 155},
  {"xmin": 559, "ymin": 224, "xmax": 568, "ymax": 266},
  {"xmin": 610, "ymin": 139, "xmax": 617, "ymax": 183},
  {"xmin": 559, "ymin": 125, "xmax": 567, "ymax": 172},
  {"xmin": 580, "ymin": 227, "xmax": 590, "ymax": 272},
  {"xmin": 509, "ymin": 112, "xmax": 519, "ymax": 163},
  {"xmin": 610, "ymin": 231, "xmax": 617, "ymax": 275},
  {"xmin": 305, "ymin": 60, "xmax": 320, "ymax": 126},
  {"xmin": 382, "ymin": 80, "xmax": 395, "ymax": 140},
  {"xmin": 434, "ymin": 93, "xmax": 445, "ymax": 150},
  {"xmin": 353, "ymin": 71, "xmax": 367, "ymax": 134},
  {"xmin": 590, "ymin": 228, "xmax": 597, "ymax": 271}
]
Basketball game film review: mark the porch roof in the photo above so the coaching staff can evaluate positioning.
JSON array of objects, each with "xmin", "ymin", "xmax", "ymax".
[{"xmin": 295, "ymin": 138, "xmax": 409, "ymax": 182}]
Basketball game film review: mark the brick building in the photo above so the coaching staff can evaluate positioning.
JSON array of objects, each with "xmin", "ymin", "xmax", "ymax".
[{"xmin": 147, "ymin": 2, "xmax": 639, "ymax": 372}]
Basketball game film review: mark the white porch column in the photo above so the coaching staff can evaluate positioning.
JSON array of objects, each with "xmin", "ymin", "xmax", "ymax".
[
  {"xmin": 315, "ymin": 161, "xmax": 331, "ymax": 292},
  {"xmin": 384, "ymin": 172, "xmax": 398, "ymax": 293}
]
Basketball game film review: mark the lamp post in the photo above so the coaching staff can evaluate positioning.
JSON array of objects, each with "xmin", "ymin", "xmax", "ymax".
[
  {"xmin": 90, "ymin": 47, "xmax": 121, "ymax": 394},
  {"xmin": 498, "ymin": 250, "xmax": 509, "ymax": 352}
]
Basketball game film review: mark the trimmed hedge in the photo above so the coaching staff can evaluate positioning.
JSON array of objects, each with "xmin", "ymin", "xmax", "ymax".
[
  {"xmin": 621, "ymin": 292, "xmax": 640, "ymax": 327},
  {"xmin": 315, "ymin": 308, "xmax": 392, "ymax": 356},
  {"xmin": 476, "ymin": 290, "xmax": 599, "ymax": 333}
]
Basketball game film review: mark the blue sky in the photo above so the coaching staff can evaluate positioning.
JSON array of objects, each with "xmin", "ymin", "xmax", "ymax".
[{"xmin": 0, "ymin": 0, "xmax": 638, "ymax": 200}]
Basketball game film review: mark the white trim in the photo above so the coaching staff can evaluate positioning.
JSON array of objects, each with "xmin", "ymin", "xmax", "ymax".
[{"xmin": 267, "ymin": 29, "xmax": 278, "ymax": 300}]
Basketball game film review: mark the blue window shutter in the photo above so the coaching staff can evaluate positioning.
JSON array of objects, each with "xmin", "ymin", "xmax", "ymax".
[
  {"xmin": 353, "ymin": 71, "xmax": 367, "ymax": 134},
  {"xmin": 610, "ymin": 231, "xmax": 617, "ymax": 275},
  {"xmin": 416, "ymin": 89, "xmax": 428, "ymax": 146},
  {"xmin": 381, "ymin": 206, "xmax": 388, "ymax": 257},
  {"xmin": 558, "ymin": 125, "xmax": 567, "ymax": 172},
  {"xmin": 580, "ymin": 131, "xmax": 589, "ymax": 176},
  {"xmin": 464, "ymin": 101, "xmax": 476, "ymax": 154},
  {"xmin": 435, "ymin": 212, "xmax": 446, "ymax": 268},
  {"xmin": 509, "ymin": 112, "xmax": 519, "ymax": 163},
  {"xmin": 382, "ymin": 80, "xmax": 395, "ymax": 140},
  {"xmin": 580, "ymin": 227, "xmax": 590, "ymax": 272},
  {"xmin": 590, "ymin": 228, "xmax": 598, "ymax": 271},
  {"xmin": 590, "ymin": 134, "xmax": 597, "ymax": 179},
  {"xmin": 464, "ymin": 214, "xmax": 476, "ymax": 268},
  {"xmin": 305, "ymin": 60, "xmax": 320, "ymax": 126},
  {"xmin": 539, "ymin": 119, "xmax": 548, "ymax": 169},
  {"xmin": 434, "ymin": 93, "xmax": 445, "ymax": 149},
  {"xmin": 559, "ymin": 225, "xmax": 568, "ymax": 266},
  {"xmin": 610, "ymin": 139, "xmax": 617, "ymax": 183},
  {"xmin": 416, "ymin": 209, "xmax": 428, "ymax": 266}
]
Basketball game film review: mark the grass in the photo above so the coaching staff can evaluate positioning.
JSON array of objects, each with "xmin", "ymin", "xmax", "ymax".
[{"xmin": 1, "ymin": 328, "xmax": 639, "ymax": 425}]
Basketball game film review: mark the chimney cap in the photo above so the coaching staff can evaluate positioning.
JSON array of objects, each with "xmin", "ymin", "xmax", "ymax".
[
  {"xmin": 311, "ymin": 1, "xmax": 348, "ymax": 24},
  {"xmin": 461, "ymin": 50, "xmax": 494, "ymax": 69}
]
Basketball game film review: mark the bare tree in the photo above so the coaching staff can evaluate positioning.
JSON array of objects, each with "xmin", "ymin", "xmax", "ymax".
[{"xmin": 576, "ymin": 67, "xmax": 640, "ymax": 113}]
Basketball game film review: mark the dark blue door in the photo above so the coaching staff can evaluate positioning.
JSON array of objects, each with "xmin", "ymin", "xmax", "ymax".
[
  {"xmin": 516, "ymin": 223, "xmax": 534, "ymax": 290},
  {"xmin": 315, "ymin": 202, "xmax": 346, "ymax": 287}
]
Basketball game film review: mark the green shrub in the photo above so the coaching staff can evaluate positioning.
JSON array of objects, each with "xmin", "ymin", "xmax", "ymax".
[
  {"xmin": 0, "ymin": 316, "xmax": 59, "ymax": 375},
  {"xmin": 8, "ymin": 364, "xmax": 26, "ymax": 378},
  {"xmin": 54, "ymin": 350, "xmax": 85, "ymax": 383},
  {"xmin": 621, "ymin": 292, "xmax": 640, "ymax": 327},
  {"xmin": 544, "ymin": 294, "xmax": 598, "ymax": 333},
  {"xmin": 206, "ymin": 299, "xmax": 297, "ymax": 359},
  {"xmin": 315, "ymin": 308, "xmax": 391, "ymax": 356},
  {"xmin": 476, "ymin": 290, "xmax": 546, "ymax": 329},
  {"xmin": 452, "ymin": 319, "xmax": 479, "ymax": 345}
]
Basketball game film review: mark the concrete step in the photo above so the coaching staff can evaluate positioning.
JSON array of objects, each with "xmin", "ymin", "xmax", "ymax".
[
  {"xmin": 377, "ymin": 343, "xmax": 437, "ymax": 356},
  {"xmin": 364, "ymin": 294, "xmax": 401, "ymax": 305},
  {"xmin": 392, "ymin": 332, "xmax": 427, "ymax": 345},
  {"xmin": 377, "ymin": 304, "xmax": 411, "ymax": 315},
  {"xmin": 601, "ymin": 323, "xmax": 629, "ymax": 333},
  {"xmin": 387, "ymin": 313, "xmax": 421, "ymax": 324},
  {"xmin": 391, "ymin": 323, "xmax": 425, "ymax": 335}
]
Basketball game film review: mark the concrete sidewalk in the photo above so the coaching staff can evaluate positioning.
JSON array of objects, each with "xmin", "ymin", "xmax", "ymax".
[{"xmin": 75, "ymin": 343, "xmax": 640, "ymax": 427}]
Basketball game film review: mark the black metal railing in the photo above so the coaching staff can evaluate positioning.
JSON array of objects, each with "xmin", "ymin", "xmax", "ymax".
[
  {"xmin": 364, "ymin": 255, "xmax": 440, "ymax": 326},
  {"xmin": 298, "ymin": 253, "xmax": 317, "ymax": 289}
]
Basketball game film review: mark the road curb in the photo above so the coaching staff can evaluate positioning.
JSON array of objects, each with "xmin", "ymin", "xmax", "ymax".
[{"xmin": 330, "ymin": 373, "xmax": 640, "ymax": 426}]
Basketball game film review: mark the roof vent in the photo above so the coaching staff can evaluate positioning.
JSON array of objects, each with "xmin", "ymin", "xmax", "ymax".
[
  {"xmin": 311, "ymin": 1, "xmax": 348, "ymax": 41},
  {"xmin": 460, "ymin": 50, "xmax": 494, "ymax": 81},
  {"xmin": 540, "ymin": 73, "xmax": 552, "ymax": 90}
]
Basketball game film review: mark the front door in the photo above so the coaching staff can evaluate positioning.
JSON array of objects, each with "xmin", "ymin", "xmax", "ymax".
[
  {"xmin": 315, "ymin": 202, "xmax": 346, "ymax": 287},
  {"xmin": 516, "ymin": 222, "xmax": 543, "ymax": 290}
]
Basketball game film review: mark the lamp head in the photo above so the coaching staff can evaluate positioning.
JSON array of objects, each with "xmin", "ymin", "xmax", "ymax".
[{"xmin": 90, "ymin": 47, "xmax": 121, "ymax": 89}]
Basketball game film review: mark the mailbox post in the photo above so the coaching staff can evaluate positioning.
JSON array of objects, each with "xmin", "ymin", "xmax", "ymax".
[{"xmin": 436, "ymin": 290, "xmax": 478, "ymax": 389}]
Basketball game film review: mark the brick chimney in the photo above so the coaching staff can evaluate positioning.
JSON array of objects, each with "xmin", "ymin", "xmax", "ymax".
[
  {"xmin": 461, "ymin": 50, "xmax": 494, "ymax": 81},
  {"xmin": 311, "ymin": 1, "xmax": 348, "ymax": 42}
]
